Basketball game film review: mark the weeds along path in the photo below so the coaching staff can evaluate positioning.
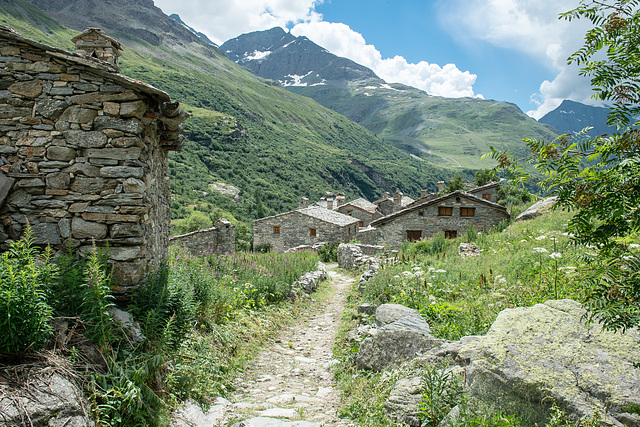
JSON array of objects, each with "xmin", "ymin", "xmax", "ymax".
[{"xmin": 221, "ymin": 264, "xmax": 356, "ymax": 426}]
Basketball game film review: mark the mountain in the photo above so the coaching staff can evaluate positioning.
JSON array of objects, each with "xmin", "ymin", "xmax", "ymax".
[
  {"xmin": 4, "ymin": 0, "xmax": 453, "ymax": 227},
  {"xmin": 538, "ymin": 99, "xmax": 615, "ymax": 136},
  {"xmin": 222, "ymin": 28, "xmax": 559, "ymax": 169},
  {"xmin": 221, "ymin": 27, "xmax": 377, "ymax": 86},
  {"xmin": 169, "ymin": 13, "xmax": 217, "ymax": 47}
]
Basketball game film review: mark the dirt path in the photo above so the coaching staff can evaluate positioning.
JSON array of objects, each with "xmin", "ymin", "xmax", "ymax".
[{"xmin": 220, "ymin": 264, "xmax": 357, "ymax": 427}]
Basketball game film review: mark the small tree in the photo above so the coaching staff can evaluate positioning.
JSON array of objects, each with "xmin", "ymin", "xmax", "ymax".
[
  {"xmin": 474, "ymin": 168, "xmax": 497, "ymax": 187},
  {"xmin": 486, "ymin": 0, "xmax": 640, "ymax": 331},
  {"xmin": 445, "ymin": 173, "xmax": 466, "ymax": 192}
]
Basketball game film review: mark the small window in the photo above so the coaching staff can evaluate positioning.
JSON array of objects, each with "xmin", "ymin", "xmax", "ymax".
[
  {"xmin": 348, "ymin": 226, "xmax": 351, "ymax": 236},
  {"xmin": 310, "ymin": 228, "xmax": 317, "ymax": 238},
  {"xmin": 438, "ymin": 206, "xmax": 453, "ymax": 216},
  {"xmin": 482, "ymin": 194, "xmax": 491, "ymax": 201},
  {"xmin": 461, "ymin": 207, "xmax": 476, "ymax": 217},
  {"xmin": 406, "ymin": 230, "xmax": 422, "ymax": 242},
  {"xmin": 445, "ymin": 230, "xmax": 457, "ymax": 239},
  {"xmin": 273, "ymin": 225, "xmax": 281, "ymax": 234},
  {"xmin": 359, "ymin": 221, "xmax": 364, "ymax": 227},
  {"xmin": 346, "ymin": 209, "xmax": 353, "ymax": 215}
]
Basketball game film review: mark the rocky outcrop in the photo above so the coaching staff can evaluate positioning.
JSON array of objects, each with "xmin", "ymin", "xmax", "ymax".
[
  {"xmin": 515, "ymin": 196, "xmax": 557, "ymax": 221},
  {"xmin": 336, "ymin": 243, "xmax": 383, "ymax": 270},
  {"xmin": 356, "ymin": 304, "xmax": 444, "ymax": 371},
  {"xmin": 289, "ymin": 262, "xmax": 327, "ymax": 297},
  {"xmin": 0, "ymin": 371, "xmax": 93, "ymax": 427},
  {"xmin": 459, "ymin": 299, "xmax": 640, "ymax": 425},
  {"xmin": 383, "ymin": 376, "xmax": 423, "ymax": 427},
  {"xmin": 380, "ymin": 300, "xmax": 640, "ymax": 426}
]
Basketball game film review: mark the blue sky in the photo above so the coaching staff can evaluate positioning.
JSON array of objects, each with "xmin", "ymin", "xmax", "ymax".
[{"xmin": 153, "ymin": 0, "xmax": 596, "ymax": 118}]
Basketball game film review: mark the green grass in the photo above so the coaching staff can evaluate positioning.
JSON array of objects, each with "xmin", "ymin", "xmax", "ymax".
[{"xmin": 333, "ymin": 208, "xmax": 592, "ymax": 426}]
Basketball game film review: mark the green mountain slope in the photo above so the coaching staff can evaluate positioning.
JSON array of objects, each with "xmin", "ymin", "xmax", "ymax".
[
  {"xmin": 222, "ymin": 29, "xmax": 559, "ymax": 169},
  {"xmin": 2, "ymin": 0, "xmax": 457, "ymax": 229}
]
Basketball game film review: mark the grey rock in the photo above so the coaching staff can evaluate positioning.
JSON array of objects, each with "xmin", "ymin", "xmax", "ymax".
[
  {"xmin": 31, "ymin": 222, "xmax": 62, "ymax": 245},
  {"xmin": 58, "ymin": 218, "xmax": 71, "ymax": 239},
  {"xmin": 6, "ymin": 189, "xmax": 32, "ymax": 208},
  {"xmin": 0, "ymin": 372, "xmax": 93, "ymax": 427},
  {"xmin": 70, "ymin": 177, "xmax": 116, "ymax": 194},
  {"xmin": 358, "ymin": 302, "xmax": 377, "ymax": 315},
  {"xmin": 35, "ymin": 98, "xmax": 68, "ymax": 121},
  {"xmin": 100, "ymin": 166, "xmax": 144, "ymax": 179},
  {"xmin": 515, "ymin": 196, "xmax": 558, "ymax": 221},
  {"xmin": 384, "ymin": 376, "xmax": 422, "ymax": 427},
  {"xmin": 119, "ymin": 100, "xmax": 147, "ymax": 119},
  {"xmin": 123, "ymin": 177, "xmax": 146, "ymax": 193},
  {"xmin": 71, "ymin": 217, "xmax": 107, "ymax": 240},
  {"xmin": 109, "ymin": 307, "xmax": 145, "ymax": 345},
  {"xmin": 108, "ymin": 246, "xmax": 142, "ymax": 262},
  {"xmin": 45, "ymin": 172, "xmax": 70, "ymax": 190},
  {"xmin": 380, "ymin": 313, "xmax": 431, "ymax": 335},
  {"xmin": 171, "ymin": 399, "xmax": 229, "ymax": 427},
  {"xmin": 93, "ymin": 116, "xmax": 144, "ymax": 134},
  {"xmin": 376, "ymin": 303, "xmax": 420, "ymax": 326},
  {"xmin": 112, "ymin": 260, "xmax": 145, "ymax": 288},
  {"xmin": 459, "ymin": 299, "xmax": 640, "ymax": 425},
  {"xmin": 110, "ymin": 222, "xmax": 142, "ymax": 238},
  {"xmin": 0, "ymin": 145, "xmax": 17, "ymax": 155},
  {"xmin": 64, "ymin": 130, "xmax": 107, "ymax": 148},
  {"xmin": 58, "ymin": 106, "xmax": 98, "ymax": 124},
  {"xmin": 83, "ymin": 147, "xmax": 142, "ymax": 161},
  {"xmin": 0, "ymin": 170, "xmax": 14, "ymax": 206},
  {"xmin": 356, "ymin": 329, "xmax": 445, "ymax": 371}
]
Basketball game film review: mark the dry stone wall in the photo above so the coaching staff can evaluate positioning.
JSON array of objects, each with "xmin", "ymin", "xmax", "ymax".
[
  {"xmin": 0, "ymin": 26, "xmax": 185, "ymax": 292},
  {"xmin": 169, "ymin": 219, "xmax": 235, "ymax": 255}
]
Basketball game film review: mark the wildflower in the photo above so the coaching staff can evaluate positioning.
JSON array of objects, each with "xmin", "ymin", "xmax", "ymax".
[
  {"xmin": 629, "ymin": 244, "xmax": 640, "ymax": 249},
  {"xmin": 535, "ymin": 235, "xmax": 547, "ymax": 240},
  {"xmin": 414, "ymin": 271, "xmax": 424, "ymax": 277},
  {"xmin": 549, "ymin": 252, "xmax": 562, "ymax": 260},
  {"xmin": 434, "ymin": 269, "xmax": 447, "ymax": 273},
  {"xmin": 393, "ymin": 275, "xmax": 400, "ymax": 279},
  {"xmin": 533, "ymin": 247, "xmax": 548, "ymax": 253}
]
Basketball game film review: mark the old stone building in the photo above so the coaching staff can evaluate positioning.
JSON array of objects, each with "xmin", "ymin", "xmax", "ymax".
[
  {"xmin": 468, "ymin": 181, "xmax": 500, "ymax": 203},
  {"xmin": 0, "ymin": 25, "xmax": 187, "ymax": 291},
  {"xmin": 169, "ymin": 218, "xmax": 235, "ymax": 255},
  {"xmin": 371, "ymin": 190, "xmax": 509, "ymax": 248},
  {"xmin": 253, "ymin": 201, "xmax": 359, "ymax": 252},
  {"xmin": 336, "ymin": 197, "xmax": 381, "ymax": 227},
  {"xmin": 374, "ymin": 189, "xmax": 414, "ymax": 216}
]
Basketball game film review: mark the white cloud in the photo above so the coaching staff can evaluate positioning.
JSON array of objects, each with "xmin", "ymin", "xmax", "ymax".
[
  {"xmin": 440, "ymin": 0, "xmax": 595, "ymax": 117},
  {"xmin": 291, "ymin": 21, "xmax": 479, "ymax": 98},
  {"xmin": 153, "ymin": 0, "xmax": 323, "ymax": 45}
]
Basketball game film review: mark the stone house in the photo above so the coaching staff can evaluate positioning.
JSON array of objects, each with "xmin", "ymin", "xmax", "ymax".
[
  {"xmin": 0, "ymin": 25, "xmax": 187, "ymax": 291},
  {"xmin": 169, "ymin": 218, "xmax": 235, "ymax": 255},
  {"xmin": 374, "ymin": 189, "xmax": 414, "ymax": 216},
  {"xmin": 468, "ymin": 181, "xmax": 500, "ymax": 203},
  {"xmin": 336, "ymin": 197, "xmax": 381, "ymax": 227},
  {"xmin": 370, "ymin": 190, "xmax": 509, "ymax": 248},
  {"xmin": 253, "ymin": 201, "xmax": 359, "ymax": 252}
]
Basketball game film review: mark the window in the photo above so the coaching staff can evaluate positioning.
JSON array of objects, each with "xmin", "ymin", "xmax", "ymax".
[
  {"xmin": 347, "ymin": 226, "xmax": 351, "ymax": 236},
  {"xmin": 273, "ymin": 225, "xmax": 281, "ymax": 234},
  {"xmin": 445, "ymin": 230, "xmax": 457, "ymax": 239},
  {"xmin": 461, "ymin": 207, "xmax": 476, "ymax": 217},
  {"xmin": 438, "ymin": 206, "xmax": 453, "ymax": 216},
  {"xmin": 359, "ymin": 221, "xmax": 364, "ymax": 227},
  {"xmin": 482, "ymin": 194, "xmax": 491, "ymax": 201},
  {"xmin": 346, "ymin": 209, "xmax": 353, "ymax": 215},
  {"xmin": 310, "ymin": 228, "xmax": 317, "ymax": 237},
  {"xmin": 406, "ymin": 230, "xmax": 422, "ymax": 242}
]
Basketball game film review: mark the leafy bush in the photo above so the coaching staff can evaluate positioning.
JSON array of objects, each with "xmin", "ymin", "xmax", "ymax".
[
  {"xmin": 0, "ymin": 230, "xmax": 56, "ymax": 353},
  {"xmin": 318, "ymin": 242, "xmax": 338, "ymax": 262},
  {"xmin": 406, "ymin": 232, "xmax": 447, "ymax": 256},
  {"xmin": 418, "ymin": 364, "xmax": 464, "ymax": 426}
]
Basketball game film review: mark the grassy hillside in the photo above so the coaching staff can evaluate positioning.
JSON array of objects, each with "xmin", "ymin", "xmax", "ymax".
[
  {"xmin": 2, "ymin": 0, "xmax": 460, "ymax": 235},
  {"xmin": 289, "ymin": 79, "xmax": 559, "ymax": 169}
]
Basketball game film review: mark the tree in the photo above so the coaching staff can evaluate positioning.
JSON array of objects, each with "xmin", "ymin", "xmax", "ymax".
[
  {"xmin": 474, "ymin": 168, "xmax": 497, "ymax": 187},
  {"xmin": 445, "ymin": 173, "xmax": 466, "ymax": 193},
  {"xmin": 487, "ymin": 0, "xmax": 640, "ymax": 331}
]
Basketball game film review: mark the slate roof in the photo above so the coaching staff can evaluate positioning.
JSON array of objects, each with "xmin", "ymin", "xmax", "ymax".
[
  {"xmin": 298, "ymin": 206, "xmax": 359, "ymax": 226},
  {"xmin": 373, "ymin": 195, "xmax": 414, "ymax": 207},
  {"xmin": 370, "ymin": 190, "xmax": 508, "ymax": 227},
  {"xmin": 0, "ymin": 25, "xmax": 171, "ymax": 103},
  {"xmin": 338, "ymin": 197, "xmax": 377, "ymax": 214},
  {"xmin": 468, "ymin": 181, "xmax": 500, "ymax": 193}
]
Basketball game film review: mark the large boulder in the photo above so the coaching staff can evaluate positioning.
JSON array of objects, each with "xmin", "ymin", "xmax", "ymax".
[
  {"xmin": 459, "ymin": 299, "xmax": 640, "ymax": 425},
  {"xmin": 515, "ymin": 196, "xmax": 557, "ymax": 221},
  {"xmin": 356, "ymin": 304, "xmax": 444, "ymax": 371},
  {"xmin": 0, "ymin": 371, "xmax": 93, "ymax": 427}
]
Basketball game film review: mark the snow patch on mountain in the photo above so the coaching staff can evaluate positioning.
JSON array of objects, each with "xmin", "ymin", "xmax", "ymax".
[
  {"xmin": 245, "ymin": 50, "xmax": 271, "ymax": 61},
  {"xmin": 280, "ymin": 71, "xmax": 314, "ymax": 87}
]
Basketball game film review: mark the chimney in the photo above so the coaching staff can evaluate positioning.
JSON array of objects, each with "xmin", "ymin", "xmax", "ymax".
[
  {"xmin": 393, "ymin": 189, "xmax": 403, "ymax": 212},
  {"xmin": 438, "ymin": 181, "xmax": 445, "ymax": 193},
  {"xmin": 72, "ymin": 28, "xmax": 122, "ymax": 69},
  {"xmin": 421, "ymin": 189, "xmax": 429, "ymax": 198},
  {"xmin": 326, "ymin": 198, "xmax": 334, "ymax": 210},
  {"xmin": 383, "ymin": 191, "xmax": 391, "ymax": 199},
  {"xmin": 299, "ymin": 197, "xmax": 309, "ymax": 209}
]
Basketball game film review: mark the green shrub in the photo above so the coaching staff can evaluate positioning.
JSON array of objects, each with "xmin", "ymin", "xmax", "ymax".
[
  {"xmin": 418, "ymin": 364, "xmax": 465, "ymax": 426},
  {"xmin": 0, "ymin": 230, "xmax": 56, "ymax": 353},
  {"xmin": 407, "ymin": 232, "xmax": 447, "ymax": 256},
  {"xmin": 318, "ymin": 242, "xmax": 338, "ymax": 263},
  {"xmin": 81, "ymin": 248, "xmax": 115, "ymax": 346}
]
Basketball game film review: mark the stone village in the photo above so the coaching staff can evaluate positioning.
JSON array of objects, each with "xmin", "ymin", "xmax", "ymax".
[{"xmin": 0, "ymin": 21, "xmax": 509, "ymax": 283}]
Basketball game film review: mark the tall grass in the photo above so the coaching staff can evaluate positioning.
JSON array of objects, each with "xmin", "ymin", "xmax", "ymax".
[{"xmin": 360, "ymin": 210, "xmax": 587, "ymax": 340}]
